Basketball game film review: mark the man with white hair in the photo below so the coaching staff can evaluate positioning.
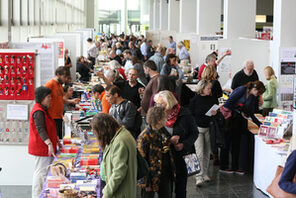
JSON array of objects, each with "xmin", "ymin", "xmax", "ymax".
[
  {"xmin": 231, "ymin": 60, "xmax": 259, "ymax": 90},
  {"xmin": 177, "ymin": 42, "xmax": 190, "ymax": 62}
]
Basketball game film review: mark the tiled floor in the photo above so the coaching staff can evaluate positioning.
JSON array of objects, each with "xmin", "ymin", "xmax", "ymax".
[{"xmin": 0, "ymin": 163, "xmax": 269, "ymax": 198}]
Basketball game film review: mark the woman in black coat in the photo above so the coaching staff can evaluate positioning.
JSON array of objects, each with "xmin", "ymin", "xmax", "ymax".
[{"xmin": 154, "ymin": 90, "xmax": 198, "ymax": 198}]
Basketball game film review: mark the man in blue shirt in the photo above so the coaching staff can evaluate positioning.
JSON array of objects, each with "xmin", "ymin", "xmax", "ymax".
[
  {"xmin": 168, "ymin": 36, "xmax": 176, "ymax": 52},
  {"xmin": 177, "ymin": 42, "xmax": 190, "ymax": 62},
  {"xmin": 140, "ymin": 39, "xmax": 147, "ymax": 60}
]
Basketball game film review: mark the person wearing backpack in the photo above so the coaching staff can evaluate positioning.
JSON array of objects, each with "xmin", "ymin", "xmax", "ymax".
[
  {"xmin": 91, "ymin": 113, "xmax": 137, "ymax": 198},
  {"xmin": 137, "ymin": 106, "xmax": 175, "ymax": 198}
]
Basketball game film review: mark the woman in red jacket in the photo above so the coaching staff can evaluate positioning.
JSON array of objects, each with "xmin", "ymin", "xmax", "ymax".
[{"xmin": 28, "ymin": 86, "xmax": 58, "ymax": 198}]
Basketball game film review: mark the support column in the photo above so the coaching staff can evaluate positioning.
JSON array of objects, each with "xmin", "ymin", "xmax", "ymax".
[
  {"xmin": 121, "ymin": 0, "xmax": 128, "ymax": 33},
  {"xmin": 140, "ymin": 0, "xmax": 149, "ymax": 26},
  {"xmin": 272, "ymin": 0, "xmax": 296, "ymax": 78},
  {"xmin": 168, "ymin": 0, "xmax": 179, "ymax": 32},
  {"xmin": 196, "ymin": 0, "xmax": 221, "ymax": 35},
  {"xmin": 85, "ymin": 0, "xmax": 95, "ymax": 28},
  {"xmin": 159, "ymin": 0, "xmax": 168, "ymax": 30},
  {"xmin": 153, "ymin": 0, "xmax": 160, "ymax": 29},
  {"xmin": 149, "ymin": 0, "xmax": 154, "ymax": 30},
  {"xmin": 223, "ymin": 0, "xmax": 256, "ymax": 39},
  {"xmin": 179, "ymin": 0, "xmax": 196, "ymax": 33}
]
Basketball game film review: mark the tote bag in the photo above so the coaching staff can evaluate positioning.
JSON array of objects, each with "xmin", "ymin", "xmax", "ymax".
[
  {"xmin": 183, "ymin": 153, "xmax": 201, "ymax": 176},
  {"xmin": 266, "ymin": 166, "xmax": 296, "ymax": 198}
]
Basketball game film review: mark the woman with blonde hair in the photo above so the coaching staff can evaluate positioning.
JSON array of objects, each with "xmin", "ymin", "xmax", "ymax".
[
  {"xmin": 262, "ymin": 66, "xmax": 278, "ymax": 116},
  {"xmin": 201, "ymin": 66, "xmax": 222, "ymax": 105},
  {"xmin": 189, "ymin": 80, "xmax": 218, "ymax": 186}
]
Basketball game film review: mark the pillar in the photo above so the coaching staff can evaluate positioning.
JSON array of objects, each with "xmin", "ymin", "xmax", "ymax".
[
  {"xmin": 140, "ymin": 0, "xmax": 149, "ymax": 25},
  {"xmin": 179, "ymin": 0, "xmax": 196, "ymax": 33},
  {"xmin": 121, "ymin": 0, "xmax": 128, "ymax": 33},
  {"xmin": 149, "ymin": 0, "xmax": 154, "ymax": 30},
  {"xmin": 153, "ymin": 0, "xmax": 160, "ymax": 29},
  {"xmin": 168, "ymin": 0, "xmax": 179, "ymax": 32},
  {"xmin": 223, "ymin": 0, "xmax": 256, "ymax": 39},
  {"xmin": 85, "ymin": 0, "xmax": 95, "ymax": 28},
  {"xmin": 159, "ymin": 0, "xmax": 168, "ymax": 30},
  {"xmin": 196, "ymin": 0, "xmax": 221, "ymax": 35}
]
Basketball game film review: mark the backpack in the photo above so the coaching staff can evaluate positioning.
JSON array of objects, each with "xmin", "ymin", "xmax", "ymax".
[{"xmin": 137, "ymin": 150, "xmax": 149, "ymax": 180}]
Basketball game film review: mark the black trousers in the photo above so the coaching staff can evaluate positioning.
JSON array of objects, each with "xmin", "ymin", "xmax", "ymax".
[
  {"xmin": 174, "ymin": 156, "xmax": 187, "ymax": 198},
  {"xmin": 220, "ymin": 113, "xmax": 255, "ymax": 172},
  {"xmin": 54, "ymin": 119, "xmax": 63, "ymax": 139}
]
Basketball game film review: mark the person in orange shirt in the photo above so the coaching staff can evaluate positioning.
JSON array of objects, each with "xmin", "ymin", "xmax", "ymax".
[
  {"xmin": 92, "ymin": 84, "xmax": 111, "ymax": 113},
  {"xmin": 45, "ymin": 66, "xmax": 79, "ymax": 139}
]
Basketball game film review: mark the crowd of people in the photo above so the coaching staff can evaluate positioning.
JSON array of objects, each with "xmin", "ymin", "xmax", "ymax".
[{"xmin": 28, "ymin": 33, "xmax": 296, "ymax": 198}]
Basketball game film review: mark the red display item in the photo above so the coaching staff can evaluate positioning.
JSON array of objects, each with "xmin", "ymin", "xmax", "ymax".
[
  {"xmin": 0, "ymin": 52, "xmax": 35, "ymax": 100},
  {"xmin": 47, "ymin": 176, "xmax": 65, "ymax": 188},
  {"xmin": 62, "ymin": 139, "xmax": 72, "ymax": 145},
  {"xmin": 61, "ymin": 146, "xmax": 79, "ymax": 154},
  {"xmin": 80, "ymin": 158, "xmax": 98, "ymax": 166}
]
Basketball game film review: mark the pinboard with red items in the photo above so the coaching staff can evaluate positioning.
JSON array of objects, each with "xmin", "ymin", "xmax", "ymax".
[{"xmin": 0, "ymin": 52, "xmax": 35, "ymax": 100}]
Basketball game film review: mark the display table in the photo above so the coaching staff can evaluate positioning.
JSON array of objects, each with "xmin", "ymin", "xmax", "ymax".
[{"xmin": 253, "ymin": 135, "xmax": 285, "ymax": 197}]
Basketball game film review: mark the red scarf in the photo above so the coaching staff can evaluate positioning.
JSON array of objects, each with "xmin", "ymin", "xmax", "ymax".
[{"xmin": 166, "ymin": 104, "xmax": 181, "ymax": 128}]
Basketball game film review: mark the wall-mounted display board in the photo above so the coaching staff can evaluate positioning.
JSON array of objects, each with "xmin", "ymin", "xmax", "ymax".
[{"xmin": 0, "ymin": 52, "xmax": 35, "ymax": 100}]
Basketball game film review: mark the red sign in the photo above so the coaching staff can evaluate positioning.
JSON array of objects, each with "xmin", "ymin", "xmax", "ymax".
[{"xmin": 58, "ymin": 42, "xmax": 64, "ymax": 59}]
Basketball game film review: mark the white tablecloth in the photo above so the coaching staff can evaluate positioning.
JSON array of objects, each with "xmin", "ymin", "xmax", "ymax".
[{"xmin": 253, "ymin": 135, "xmax": 284, "ymax": 197}]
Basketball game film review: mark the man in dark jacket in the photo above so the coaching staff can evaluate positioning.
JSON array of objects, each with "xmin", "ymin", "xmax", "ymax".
[
  {"xmin": 105, "ymin": 85, "xmax": 138, "ymax": 135},
  {"xmin": 231, "ymin": 60, "xmax": 259, "ymax": 90}
]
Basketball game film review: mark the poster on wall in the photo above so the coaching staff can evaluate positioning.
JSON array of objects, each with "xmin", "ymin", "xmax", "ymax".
[
  {"xmin": 0, "ymin": 42, "xmax": 8, "ymax": 49},
  {"xmin": 11, "ymin": 42, "xmax": 55, "ymax": 85},
  {"xmin": 0, "ymin": 52, "xmax": 35, "ymax": 100},
  {"xmin": 281, "ymin": 48, "xmax": 296, "ymax": 62},
  {"xmin": 279, "ymin": 75, "xmax": 294, "ymax": 111},
  {"xmin": 184, "ymin": 40, "xmax": 190, "ymax": 51},
  {"xmin": 281, "ymin": 62, "xmax": 295, "ymax": 75},
  {"xmin": 217, "ymin": 48, "xmax": 232, "ymax": 73},
  {"xmin": 58, "ymin": 42, "xmax": 64, "ymax": 59},
  {"xmin": 293, "ymin": 76, "xmax": 296, "ymax": 109}
]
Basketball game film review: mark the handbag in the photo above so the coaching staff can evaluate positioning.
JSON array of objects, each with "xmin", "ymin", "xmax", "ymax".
[
  {"xmin": 219, "ymin": 105, "xmax": 232, "ymax": 120},
  {"xmin": 183, "ymin": 153, "xmax": 201, "ymax": 176},
  {"xmin": 266, "ymin": 166, "xmax": 296, "ymax": 198}
]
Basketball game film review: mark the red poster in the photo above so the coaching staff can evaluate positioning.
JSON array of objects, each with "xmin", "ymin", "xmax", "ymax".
[
  {"xmin": 0, "ymin": 52, "xmax": 35, "ymax": 100},
  {"xmin": 58, "ymin": 42, "xmax": 64, "ymax": 59}
]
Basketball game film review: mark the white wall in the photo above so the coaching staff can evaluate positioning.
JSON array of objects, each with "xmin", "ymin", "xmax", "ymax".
[
  {"xmin": 0, "ymin": 145, "xmax": 35, "ymax": 185},
  {"xmin": 218, "ymin": 38, "xmax": 271, "ymax": 85},
  {"xmin": 48, "ymin": 33, "xmax": 82, "ymax": 81}
]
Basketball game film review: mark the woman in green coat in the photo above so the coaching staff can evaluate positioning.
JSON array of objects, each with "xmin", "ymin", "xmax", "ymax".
[
  {"xmin": 91, "ymin": 113, "xmax": 137, "ymax": 198},
  {"xmin": 262, "ymin": 66, "xmax": 278, "ymax": 116}
]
